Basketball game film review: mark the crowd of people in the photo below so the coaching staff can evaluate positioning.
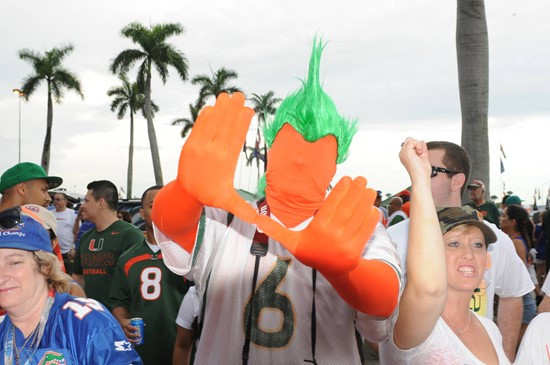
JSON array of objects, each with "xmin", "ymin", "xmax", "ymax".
[{"xmin": 0, "ymin": 40, "xmax": 549, "ymax": 364}]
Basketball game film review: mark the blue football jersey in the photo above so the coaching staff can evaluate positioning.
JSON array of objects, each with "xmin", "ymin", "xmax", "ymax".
[{"xmin": 0, "ymin": 293, "xmax": 142, "ymax": 365}]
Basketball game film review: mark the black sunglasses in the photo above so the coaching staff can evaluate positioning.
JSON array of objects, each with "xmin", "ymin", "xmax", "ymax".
[
  {"xmin": 431, "ymin": 166, "xmax": 460, "ymax": 178},
  {"xmin": 0, "ymin": 207, "xmax": 22, "ymax": 230}
]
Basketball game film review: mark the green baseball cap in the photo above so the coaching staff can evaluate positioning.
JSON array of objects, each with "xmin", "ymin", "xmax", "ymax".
[
  {"xmin": 437, "ymin": 206, "xmax": 497, "ymax": 245},
  {"xmin": 0, "ymin": 162, "xmax": 63, "ymax": 193},
  {"xmin": 505, "ymin": 194, "xmax": 522, "ymax": 206}
]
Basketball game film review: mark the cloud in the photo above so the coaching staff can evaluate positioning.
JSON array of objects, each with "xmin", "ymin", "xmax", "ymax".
[{"xmin": 0, "ymin": 0, "xmax": 548, "ymax": 201}]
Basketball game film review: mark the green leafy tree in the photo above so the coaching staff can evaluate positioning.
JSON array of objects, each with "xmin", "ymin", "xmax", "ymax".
[
  {"xmin": 110, "ymin": 22, "xmax": 189, "ymax": 185},
  {"xmin": 249, "ymin": 91, "xmax": 281, "ymax": 125},
  {"xmin": 244, "ymin": 143, "xmax": 264, "ymax": 183},
  {"xmin": 107, "ymin": 73, "xmax": 159, "ymax": 199},
  {"xmin": 172, "ymin": 67, "xmax": 241, "ymax": 138},
  {"xmin": 18, "ymin": 44, "xmax": 83, "ymax": 173},
  {"xmin": 192, "ymin": 67, "xmax": 242, "ymax": 106},
  {"xmin": 171, "ymin": 100, "xmax": 204, "ymax": 138},
  {"xmin": 456, "ymin": 0, "xmax": 490, "ymax": 200}
]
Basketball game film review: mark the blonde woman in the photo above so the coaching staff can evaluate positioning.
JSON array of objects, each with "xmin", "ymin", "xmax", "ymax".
[
  {"xmin": 380, "ymin": 138, "xmax": 509, "ymax": 364},
  {"xmin": 0, "ymin": 207, "xmax": 142, "ymax": 364}
]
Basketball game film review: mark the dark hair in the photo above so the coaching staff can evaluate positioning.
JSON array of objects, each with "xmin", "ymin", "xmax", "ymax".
[
  {"xmin": 117, "ymin": 210, "xmax": 132, "ymax": 223},
  {"xmin": 86, "ymin": 180, "xmax": 118, "ymax": 211},
  {"xmin": 141, "ymin": 185, "xmax": 163, "ymax": 207},
  {"xmin": 427, "ymin": 141, "xmax": 471, "ymax": 196},
  {"xmin": 506, "ymin": 205, "xmax": 534, "ymax": 249}
]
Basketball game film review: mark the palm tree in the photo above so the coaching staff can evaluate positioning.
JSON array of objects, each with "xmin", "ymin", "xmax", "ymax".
[
  {"xmin": 171, "ymin": 100, "xmax": 204, "ymax": 138},
  {"xmin": 456, "ymin": 0, "xmax": 490, "ymax": 200},
  {"xmin": 249, "ymin": 91, "xmax": 281, "ymax": 124},
  {"xmin": 245, "ymin": 146, "xmax": 263, "ymax": 183},
  {"xmin": 110, "ymin": 22, "xmax": 189, "ymax": 185},
  {"xmin": 107, "ymin": 73, "xmax": 159, "ymax": 199},
  {"xmin": 192, "ymin": 67, "xmax": 242, "ymax": 106},
  {"xmin": 172, "ymin": 67, "xmax": 241, "ymax": 138},
  {"xmin": 18, "ymin": 44, "xmax": 83, "ymax": 173},
  {"xmin": 249, "ymin": 91, "xmax": 281, "ymax": 172}
]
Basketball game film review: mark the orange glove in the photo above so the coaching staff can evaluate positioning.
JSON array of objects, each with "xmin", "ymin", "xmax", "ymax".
[
  {"xmin": 257, "ymin": 176, "xmax": 399, "ymax": 315},
  {"xmin": 152, "ymin": 93, "xmax": 257, "ymax": 252},
  {"xmin": 256, "ymin": 176, "xmax": 379, "ymax": 276},
  {"xmin": 152, "ymin": 180, "xmax": 202, "ymax": 253},
  {"xmin": 178, "ymin": 92, "xmax": 257, "ymax": 223},
  {"xmin": 327, "ymin": 259, "xmax": 399, "ymax": 317}
]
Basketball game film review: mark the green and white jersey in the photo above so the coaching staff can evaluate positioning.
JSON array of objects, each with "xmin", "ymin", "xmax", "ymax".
[
  {"xmin": 73, "ymin": 220, "xmax": 143, "ymax": 310},
  {"xmin": 110, "ymin": 239, "xmax": 190, "ymax": 365}
]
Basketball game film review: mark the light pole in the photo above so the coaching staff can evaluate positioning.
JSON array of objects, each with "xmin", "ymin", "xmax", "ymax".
[{"xmin": 13, "ymin": 89, "xmax": 25, "ymax": 163}]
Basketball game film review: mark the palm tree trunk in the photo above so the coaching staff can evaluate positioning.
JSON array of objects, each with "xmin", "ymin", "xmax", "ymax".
[
  {"xmin": 41, "ymin": 86, "xmax": 54, "ymax": 173},
  {"xmin": 145, "ymin": 62, "xmax": 164, "ymax": 185},
  {"xmin": 127, "ymin": 112, "xmax": 134, "ymax": 199},
  {"xmin": 457, "ymin": 0, "xmax": 490, "ymax": 201}
]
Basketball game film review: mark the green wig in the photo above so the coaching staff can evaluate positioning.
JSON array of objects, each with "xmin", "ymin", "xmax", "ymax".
[{"xmin": 263, "ymin": 38, "xmax": 357, "ymax": 164}]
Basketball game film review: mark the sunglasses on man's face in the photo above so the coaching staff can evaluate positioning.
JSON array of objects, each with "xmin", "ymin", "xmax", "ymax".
[
  {"xmin": 431, "ymin": 166, "xmax": 460, "ymax": 178},
  {"xmin": 0, "ymin": 207, "xmax": 22, "ymax": 230}
]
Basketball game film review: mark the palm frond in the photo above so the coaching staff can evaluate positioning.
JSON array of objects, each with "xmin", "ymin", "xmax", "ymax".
[
  {"xmin": 152, "ymin": 58, "xmax": 169, "ymax": 84},
  {"xmin": 20, "ymin": 75, "xmax": 44, "ymax": 100},
  {"xmin": 181, "ymin": 123, "xmax": 194, "ymax": 138},
  {"xmin": 106, "ymin": 85, "xmax": 129, "ymax": 98},
  {"xmin": 47, "ymin": 44, "xmax": 75, "ymax": 67},
  {"xmin": 136, "ymin": 61, "xmax": 149, "ymax": 91},
  {"xmin": 50, "ymin": 80, "xmax": 65, "ymax": 103},
  {"xmin": 18, "ymin": 49, "xmax": 43, "ymax": 69},
  {"xmin": 110, "ymin": 49, "xmax": 147, "ymax": 74},
  {"xmin": 109, "ymin": 96, "xmax": 127, "ymax": 113},
  {"xmin": 117, "ymin": 103, "xmax": 129, "ymax": 119},
  {"xmin": 53, "ymin": 68, "xmax": 84, "ymax": 99},
  {"xmin": 151, "ymin": 23, "xmax": 184, "ymax": 42},
  {"xmin": 161, "ymin": 44, "xmax": 188, "ymax": 81},
  {"xmin": 121, "ymin": 22, "xmax": 149, "ymax": 47}
]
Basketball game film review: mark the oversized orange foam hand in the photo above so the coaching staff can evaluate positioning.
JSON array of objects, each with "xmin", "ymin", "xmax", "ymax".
[
  {"xmin": 256, "ymin": 176, "xmax": 380, "ymax": 276},
  {"xmin": 178, "ymin": 92, "xmax": 257, "ymax": 223}
]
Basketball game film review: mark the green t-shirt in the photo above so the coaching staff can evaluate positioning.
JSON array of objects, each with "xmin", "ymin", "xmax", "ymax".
[
  {"xmin": 110, "ymin": 240, "xmax": 190, "ymax": 365},
  {"xmin": 73, "ymin": 220, "xmax": 144, "ymax": 310},
  {"xmin": 465, "ymin": 201, "xmax": 501, "ymax": 228}
]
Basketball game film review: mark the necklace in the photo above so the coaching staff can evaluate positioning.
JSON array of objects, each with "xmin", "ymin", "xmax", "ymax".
[
  {"xmin": 442, "ymin": 311, "xmax": 471, "ymax": 336},
  {"xmin": 12, "ymin": 324, "xmax": 39, "ymax": 365},
  {"xmin": 5, "ymin": 291, "xmax": 55, "ymax": 365}
]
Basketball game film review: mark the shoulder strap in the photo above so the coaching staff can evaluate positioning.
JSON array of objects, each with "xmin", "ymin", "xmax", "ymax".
[{"xmin": 242, "ymin": 198, "xmax": 269, "ymax": 364}]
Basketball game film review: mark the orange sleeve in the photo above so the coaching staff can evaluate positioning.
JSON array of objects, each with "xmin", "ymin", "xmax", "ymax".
[
  {"xmin": 151, "ymin": 180, "xmax": 202, "ymax": 253},
  {"xmin": 324, "ymin": 259, "xmax": 399, "ymax": 317},
  {"xmin": 52, "ymin": 239, "xmax": 66, "ymax": 273}
]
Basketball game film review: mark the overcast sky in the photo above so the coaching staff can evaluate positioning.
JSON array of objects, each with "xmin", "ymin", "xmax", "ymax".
[{"xmin": 1, "ymin": 0, "xmax": 549, "ymax": 205}]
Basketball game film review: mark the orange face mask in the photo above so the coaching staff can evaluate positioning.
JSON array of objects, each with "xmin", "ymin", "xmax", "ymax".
[{"xmin": 265, "ymin": 123, "xmax": 337, "ymax": 228}]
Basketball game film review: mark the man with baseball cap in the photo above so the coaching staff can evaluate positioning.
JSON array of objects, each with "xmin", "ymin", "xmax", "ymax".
[
  {"xmin": 465, "ymin": 179, "xmax": 501, "ymax": 227},
  {"xmin": 0, "ymin": 162, "xmax": 62, "ymax": 210}
]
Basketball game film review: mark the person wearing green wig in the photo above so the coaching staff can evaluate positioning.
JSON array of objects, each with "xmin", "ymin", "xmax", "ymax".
[
  {"xmin": 258, "ymin": 39, "xmax": 356, "ymax": 195},
  {"xmin": 151, "ymin": 39, "xmax": 401, "ymax": 364}
]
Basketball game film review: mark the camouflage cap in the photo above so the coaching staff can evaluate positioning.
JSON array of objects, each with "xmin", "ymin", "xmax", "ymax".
[{"xmin": 437, "ymin": 206, "xmax": 497, "ymax": 245}]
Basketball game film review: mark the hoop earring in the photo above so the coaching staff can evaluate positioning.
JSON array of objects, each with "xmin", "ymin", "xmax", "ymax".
[{"xmin": 478, "ymin": 269, "xmax": 492, "ymax": 296}]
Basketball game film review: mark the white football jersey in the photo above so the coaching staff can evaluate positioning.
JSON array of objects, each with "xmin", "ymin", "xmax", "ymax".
[{"xmin": 165, "ymin": 202, "xmax": 400, "ymax": 364}]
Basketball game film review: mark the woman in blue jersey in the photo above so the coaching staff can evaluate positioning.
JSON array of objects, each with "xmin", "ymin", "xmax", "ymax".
[{"xmin": 0, "ymin": 207, "xmax": 142, "ymax": 365}]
